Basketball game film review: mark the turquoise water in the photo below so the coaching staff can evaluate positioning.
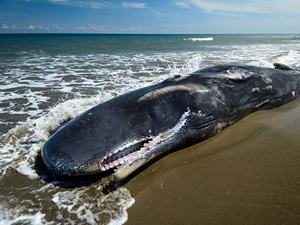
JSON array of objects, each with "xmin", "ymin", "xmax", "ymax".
[
  {"xmin": 0, "ymin": 34, "xmax": 300, "ymax": 224},
  {"xmin": 1, "ymin": 34, "xmax": 299, "ymax": 55}
]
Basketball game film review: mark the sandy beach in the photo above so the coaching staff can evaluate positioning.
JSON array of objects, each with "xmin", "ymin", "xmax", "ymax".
[{"xmin": 125, "ymin": 97, "xmax": 300, "ymax": 224}]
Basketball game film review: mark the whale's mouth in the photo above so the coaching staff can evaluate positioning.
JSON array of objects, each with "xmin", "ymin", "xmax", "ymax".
[
  {"xmin": 100, "ymin": 138, "xmax": 153, "ymax": 171},
  {"xmin": 99, "ymin": 108, "xmax": 191, "ymax": 181}
]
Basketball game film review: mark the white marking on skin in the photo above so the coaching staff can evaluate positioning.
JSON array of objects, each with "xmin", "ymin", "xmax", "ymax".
[
  {"xmin": 138, "ymin": 84, "xmax": 209, "ymax": 102},
  {"xmin": 211, "ymin": 86, "xmax": 226, "ymax": 105},
  {"xmin": 221, "ymin": 68, "xmax": 254, "ymax": 80},
  {"xmin": 292, "ymin": 91, "xmax": 295, "ymax": 97},
  {"xmin": 138, "ymin": 85, "xmax": 191, "ymax": 102},
  {"xmin": 194, "ymin": 88, "xmax": 210, "ymax": 94},
  {"xmin": 262, "ymin": 76, "xmax": 272, "ymax": 84},
  {"xmin": 225, "ymin": 71, "xmax": 244, "ymax": 79},
  {"xmin": 256, "ymin": 99, "xmax": 270, "ymax": 108},
  {"xmin": 252, "ymin": 87, "xmax": 260, "ymax": 92},
  {"xmin": 173, "ymin": 74, "xmax": 189, "ymax": 81},
  {"xmin": 214, "ymin": 122, "xmax": 227, "ymax": 133}
]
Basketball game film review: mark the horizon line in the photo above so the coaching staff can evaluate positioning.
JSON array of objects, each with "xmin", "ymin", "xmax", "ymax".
[{"xmin": 1, "ymin": 32, "xmax": 299, "ymax": 35}]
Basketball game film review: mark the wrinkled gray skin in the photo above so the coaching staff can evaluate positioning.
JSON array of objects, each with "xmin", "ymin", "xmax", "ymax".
[{"xmin": 42, "ymin": 63, "xmax": 300, "ymax": 181}]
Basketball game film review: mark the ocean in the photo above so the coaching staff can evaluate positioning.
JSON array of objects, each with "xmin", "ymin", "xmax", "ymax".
[{"xmin": 0, "ymin": 34, "xmax": 299, "ymax": 224}]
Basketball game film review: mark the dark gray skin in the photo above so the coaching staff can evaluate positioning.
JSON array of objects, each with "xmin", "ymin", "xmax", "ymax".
[{"xmin": 42, "ymin": 63, "xmax": 300, "ymax": 181}]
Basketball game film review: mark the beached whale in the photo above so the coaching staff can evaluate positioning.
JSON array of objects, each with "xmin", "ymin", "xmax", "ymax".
[{"xmin": 41, "ymin": 63, "xmax": 300, "ymax": 181}]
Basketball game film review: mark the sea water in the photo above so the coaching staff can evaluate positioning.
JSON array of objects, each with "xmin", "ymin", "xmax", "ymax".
[{"xmin": 0, "ymin": 34, "xmax": 299, "ymax": 224}]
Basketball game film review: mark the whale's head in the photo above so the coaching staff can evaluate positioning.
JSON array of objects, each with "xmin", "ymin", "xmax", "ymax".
[{"xmin": 41, "ymin": 77, "xmax": 218, "ymax": 181}]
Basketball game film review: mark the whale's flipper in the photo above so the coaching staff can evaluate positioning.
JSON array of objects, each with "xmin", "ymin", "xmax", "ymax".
[{"xmin": 273, "ymin": 63, "xmax": 295, "ymax": 71}]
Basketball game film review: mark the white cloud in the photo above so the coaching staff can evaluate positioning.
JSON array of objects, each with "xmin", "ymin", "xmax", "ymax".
[
  {"xmin": 1, "ymin": 24, "xmax": 21, "ymax": 30},
  {"xmin": 47, "ymin": 0, "xmax": 111, "ymax": 8},
  {"xmin": 21, "ymin": 0, "xmax": 147, "ymax": 9},
  {"xmin": 27, "ymin": 25, "xmax": 43, "ymax": 29},
  {"xmin": 99, "ymin": 26, "xmax": 151, "ymax": 33},
  {"xmin": 176, "ymin": 0, "xmax": 300, "ymax": 15},
  {"xmin": 2, "ymin": 24, "xmax": 9, "ymax": 29},
  {"xmin": 188, "ymin": 0, "xmax": 263, "ymax": 13},
  {"xmin": 53, "ymin": 24, "xmax": 64, "ymax": 30},
  {"xmin": 90, "ymin": 25, "xmax": 105, "ymax": 31},
  {"xmin": 122, "ymin": 2, "xmax": 146, "ymax": 8},
  {"xmin": 174, "ymin": 2, "xmax": 191, "ymax": 8},
  {"xmin": 80, "ymin": 1, "xmax": 114, "ymax": 8},
  {"xmin": 77, "ymin": 26, "xmax": 87, "ymax": 30}
]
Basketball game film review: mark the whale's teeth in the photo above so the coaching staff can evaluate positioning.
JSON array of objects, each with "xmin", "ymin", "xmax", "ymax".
[{"xmin": 100, "ymin": 164, "xmax": 105, "ymax": 171}]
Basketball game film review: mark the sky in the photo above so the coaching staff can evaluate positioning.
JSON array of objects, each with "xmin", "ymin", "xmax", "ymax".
[{"xmin": 1, "ymin": 0, "xmax": 300, "ymax": 34}]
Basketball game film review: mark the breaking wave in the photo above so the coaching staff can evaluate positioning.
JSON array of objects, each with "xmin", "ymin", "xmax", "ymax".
[{"xmin": 184, "ymin": 37, "xmax": 214, "ymax": 41}]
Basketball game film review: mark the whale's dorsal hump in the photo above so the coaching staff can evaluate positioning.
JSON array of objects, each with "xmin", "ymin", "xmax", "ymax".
[
  {"xmin": 194, "ymin": 65, "xmax": 255, "ymax": 82},
  {"xmin": 219, "ymin": 67, "xmax": 254, "ymax": 81},
  {"xmin": 273, "ymin": 63, "xmax": 295, "ymax": 71}
]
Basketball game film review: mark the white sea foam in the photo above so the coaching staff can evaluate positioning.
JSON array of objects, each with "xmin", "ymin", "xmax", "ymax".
[
  {"xmin": 184, "ymin": 37, "xmax": 213, "ymax": 41},
  {"xmin": 0, "ymin": 211, "xmax": 46, "ymax": 225},
  {"xmin": 51, "ymin": 187, "xmax": 135, "ymax": 224},
  {"xmin": 107, "ymin": 196, "xmax": 135, "ymax": 225},
  {"xmin": 274, "ymin": 50, "xmax": 300, "ymax": 66}
]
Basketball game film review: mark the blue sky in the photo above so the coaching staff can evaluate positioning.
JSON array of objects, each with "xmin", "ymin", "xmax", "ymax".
[{"xmin": 1, "ymin": 0, "xmax": 300, "ymax": 34}]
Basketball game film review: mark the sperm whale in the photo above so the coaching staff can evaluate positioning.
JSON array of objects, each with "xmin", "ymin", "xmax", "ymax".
[{"xmin": 41, "ymin": 63, "xmax": 300, "ymax": 181}]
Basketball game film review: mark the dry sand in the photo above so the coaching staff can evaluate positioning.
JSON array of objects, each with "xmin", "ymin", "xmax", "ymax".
[{"xmin": 125, "ymin": 98, "xmax": 300, "ymax": 225}]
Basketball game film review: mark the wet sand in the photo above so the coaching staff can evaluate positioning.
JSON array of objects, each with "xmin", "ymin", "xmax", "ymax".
[{"xmin": 125, "ymin": 98, "xmax": 300, "ymax": 225}]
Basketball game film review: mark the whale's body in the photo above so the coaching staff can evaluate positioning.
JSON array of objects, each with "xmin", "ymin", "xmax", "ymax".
[{"xmin": 42, "ymin": 63, "xmax": 300, "ymax": 181}]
